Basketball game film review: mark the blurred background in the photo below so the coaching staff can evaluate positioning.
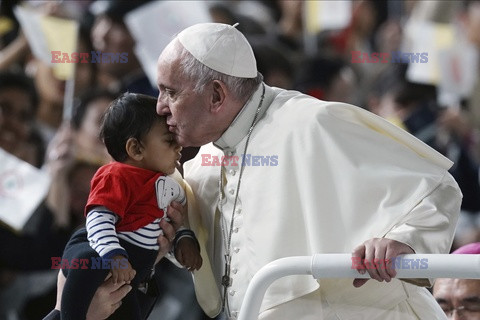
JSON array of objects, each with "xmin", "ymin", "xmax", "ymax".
[{"xmin": 0, "ymin": 0, "xmax": 479, "ymax": 319}]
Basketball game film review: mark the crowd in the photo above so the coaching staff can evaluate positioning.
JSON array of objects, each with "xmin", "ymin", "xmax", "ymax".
[{"xmin": 0, "ymin": 0, "xmax": 479, "ymax": 319}]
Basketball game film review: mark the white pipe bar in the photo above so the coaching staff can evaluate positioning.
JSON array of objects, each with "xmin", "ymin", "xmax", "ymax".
[
  {"xmin": 311, "ymin": 254, "xmax": 480, "ymax": 279},
  {"xmin": 237, "ymin": 254, "xmax": 480, "ymax": 320}
]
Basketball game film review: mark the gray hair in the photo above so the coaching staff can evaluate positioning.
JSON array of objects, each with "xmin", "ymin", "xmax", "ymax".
[{"xmin": 177, "ymin": 41, "xmax": 263, "ymax": 103}]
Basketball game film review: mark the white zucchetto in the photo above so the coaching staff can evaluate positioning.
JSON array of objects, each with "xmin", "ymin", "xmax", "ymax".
[{"xmin": 177, "ymin": 23, "xmax": 257, "ymax": 78}]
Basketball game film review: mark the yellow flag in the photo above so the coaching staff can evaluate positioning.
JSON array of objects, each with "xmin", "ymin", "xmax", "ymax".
[
  {"xmin": 40, "ymin": 15, "xmax": 78, "ymax": 80},
  {"xmin": 305, "ymin": 0, "xmax": 351, "ymax": 34},
  {"xmin": 0, "ymin": 17, "xmax": 14, "ymax": 37}
]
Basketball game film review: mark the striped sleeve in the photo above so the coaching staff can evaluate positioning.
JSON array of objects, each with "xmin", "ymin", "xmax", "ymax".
[
  {"xmin": 86, "ymin": 206, "xmax": 128, "ymax": 259},
  {"xmin": 117, "ymin": 218, "xmax": 162, "ymax": 250}
]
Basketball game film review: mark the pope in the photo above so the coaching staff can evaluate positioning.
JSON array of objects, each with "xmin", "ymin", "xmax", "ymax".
[{"xmin": 156, "ymin": 23, "xmax": 461, "ymax": 320}]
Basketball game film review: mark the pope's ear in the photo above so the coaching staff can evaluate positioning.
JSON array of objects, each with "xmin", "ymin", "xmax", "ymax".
[
  {"xmin": 210, "ymin": 80, "xmax": 227, "ymax": 113},
  {"xmin": 125, "ymin": 137, "xmax": 144, "ymax": 161}
]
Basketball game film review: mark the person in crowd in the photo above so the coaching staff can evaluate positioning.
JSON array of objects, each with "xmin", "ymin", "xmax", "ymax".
[
  {"xmin": 272, "ymin": 0, "xmax": 304, "ymax": 52},
  {"xmin": 57, "ymin": 93, "xmax": 201, "ymax": 319},
  {"xmin": 208, "ymin": 2, "xmax": 267, "ymax": 37},
  {"xmin": 433, "ymin": 242, "xmax": 480, "ymax": 319},
  {"xmin": 293, "ymin": 55, "xmax": 357, "ymax": 103},
  {"xmin": 26, "ymin": 25, "xmax": 97, "ymax": 145},
  {"xmin": 89, "ymin": 0, "xmax": 157, "ymax": 96},
  {"xmin": 252, "ymin": 42, "xmax": 295, "ymax": 90},
  {"xmin": 0, "ymin": 70, "xmax": 40, "ymax": 166},
  {"xmin": 71, "ymin": 89, "xmax": 117, "ymax": 165},
  {"xmin": 0, "ymin": 88, "xmax": 114, "ymax": 318}
]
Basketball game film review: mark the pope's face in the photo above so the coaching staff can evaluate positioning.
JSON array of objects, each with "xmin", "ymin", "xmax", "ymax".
[{"xmin": 156, "ymin": 41, "xmax": 216, "ymax": 147}]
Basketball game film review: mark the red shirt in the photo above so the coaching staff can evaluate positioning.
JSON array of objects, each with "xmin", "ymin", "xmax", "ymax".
[{"xmin": 86, "ymin": 162, "xmax": 165, "ymax": 232}]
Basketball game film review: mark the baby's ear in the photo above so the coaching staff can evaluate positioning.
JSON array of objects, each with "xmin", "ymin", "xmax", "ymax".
[{"xmin": 125, "ymin": 137, "xmax": 144, "ymax": 161}]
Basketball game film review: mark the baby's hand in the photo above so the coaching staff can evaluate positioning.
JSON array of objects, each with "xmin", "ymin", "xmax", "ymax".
[
  {"xmin": 175, "ymin": 238, "xmax": 203, "ymax": 272},
  {"xmin": 110, "ymin": 255, "xmax": 136, "ymax": 284}
]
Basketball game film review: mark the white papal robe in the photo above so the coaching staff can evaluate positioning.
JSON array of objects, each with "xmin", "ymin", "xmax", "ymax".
[{"xmin": 183, "ymin": 83, "xmax": 461, "ymax": 319}]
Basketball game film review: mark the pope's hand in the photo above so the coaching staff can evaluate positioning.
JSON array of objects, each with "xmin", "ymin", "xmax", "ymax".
[
  {"xmin": 351, "ymin": 238, "xmax": 414, "ymax": 288},
  {"xmin": 156, "ymin": 201, "xmax": 186, "ymax": 264}
]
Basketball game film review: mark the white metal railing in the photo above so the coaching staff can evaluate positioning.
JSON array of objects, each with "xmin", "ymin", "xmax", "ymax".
[{"xmin": 237, "ymin": 254, "xmax": 480, "ymax": 320}]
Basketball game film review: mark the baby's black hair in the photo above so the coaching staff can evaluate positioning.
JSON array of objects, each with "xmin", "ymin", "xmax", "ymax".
[{"xmin": 100, "ymin": 92, "xmax": 164, "ymax": 162}]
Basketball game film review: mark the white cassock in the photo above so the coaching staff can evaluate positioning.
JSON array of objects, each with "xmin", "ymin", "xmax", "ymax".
[{"xmin": 183, "ymin": 84, "xmax": 461, "ymax": 319}]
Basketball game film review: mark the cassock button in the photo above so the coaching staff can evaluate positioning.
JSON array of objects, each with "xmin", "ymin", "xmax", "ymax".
[
  {"xmin": 235, "ymin": 208, "xmax": 242, "ymax": 214},
  {"xmin": 229, "ymin": 290, "xmax": 236, "ymax": 296},
  {"xmin": 234, "ymin": 247, "xmax": 240, "ymax": 253},
  {"xmin": 233, "ymin": 227, "xmax": 239, "ymax": 233},
  {"xmin": 229, "ymin": 188, "xmax": 235, "ymax": 195},
  {"xmin": 232, "ymin": 311, "xmax": 238, "ymax": 318},
  {"xmin": 229, "ymin": 169, "xmax": 236, "ymax": 176},
  {"xmin": 227, "ymin": 151, "xmax": 234, "ymax": 157},
  {"xmin": 232, "ymin": 268, "xmax": 238, "ymax": 274}
]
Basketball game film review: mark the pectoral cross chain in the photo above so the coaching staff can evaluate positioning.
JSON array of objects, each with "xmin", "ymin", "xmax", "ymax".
[{"xmin": 221, "ymin": 254, "xmax": 232, "ymax": 312}]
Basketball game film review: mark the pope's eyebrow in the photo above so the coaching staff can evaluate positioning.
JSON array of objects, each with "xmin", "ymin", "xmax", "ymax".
[
  {"xmin": 158, "ymin": 84, "xmax": 176, "ymax": 92},
  {"xmin": 434, "ymin": 298, "xmax": 449, "ymax": 304},
  {"xmin": 462, "ymin": 296, "xmax": 480, "ymax": 303}
]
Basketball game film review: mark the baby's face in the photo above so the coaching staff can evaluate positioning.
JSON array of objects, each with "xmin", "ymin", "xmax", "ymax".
[{"xmin": 140, "ymin": 120, "xmax": 182, "ymax": 174}]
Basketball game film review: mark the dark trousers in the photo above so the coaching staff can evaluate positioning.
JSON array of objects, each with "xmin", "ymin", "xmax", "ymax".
[{"xmin": 60, "ymin": 228, "xmax": 158, "ymax": 320}]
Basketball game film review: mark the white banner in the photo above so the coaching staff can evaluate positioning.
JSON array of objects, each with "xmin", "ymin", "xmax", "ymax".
[
  {"xmin": 405, "ymin": 21, "xmax": 454, "ymax": 85},
  {"xmin": 437, "ymin": 39, "xmax": 479, "ymax": 106},
  {"xmin": 0, "ymin": 148, "xmax": 51, "ymax": 231},
  {"xmin": 125, "ymin": 0, "xmax": 212, "ymax": 88}
]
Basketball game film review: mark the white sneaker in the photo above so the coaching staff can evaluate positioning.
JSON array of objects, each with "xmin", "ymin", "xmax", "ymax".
[{"xmin": 155, "ymin": 175, "xmax": 186, "ymax": 213}]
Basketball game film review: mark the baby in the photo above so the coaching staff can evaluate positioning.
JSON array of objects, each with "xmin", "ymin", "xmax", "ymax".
[{"xmin": 59, "ymin": 92, "xmax": 202, "ymax": 319}]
